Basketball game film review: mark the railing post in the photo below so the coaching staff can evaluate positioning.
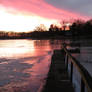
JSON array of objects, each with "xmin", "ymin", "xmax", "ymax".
[
  {"xmin": 65, "ymin": 54, "xmax": 68, "ymax": 70},
  {"xmin": 63, "ymin": 46, "xmax": 92, "ymax": 92},
  {"xmin": 81, "ymin": 78, "xmax": 85, "ymax": 92},
  {"xmin": 70, "ymin": 62, "xmax": 73, "ymax": 82}
]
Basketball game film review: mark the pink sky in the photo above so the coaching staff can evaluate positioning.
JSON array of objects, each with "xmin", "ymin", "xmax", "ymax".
[{"xmin": 0, "ymin": 0, "xmax": 90, "ymax": 32}]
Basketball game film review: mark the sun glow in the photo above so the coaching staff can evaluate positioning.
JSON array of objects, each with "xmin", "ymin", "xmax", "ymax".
[
  {"xmin": 0, "ymin": 40, "xmax": 35, "ymax": 58},
  {"xmin": 0, "ymin": 6, "xmax": 57, "ymax": 32}
]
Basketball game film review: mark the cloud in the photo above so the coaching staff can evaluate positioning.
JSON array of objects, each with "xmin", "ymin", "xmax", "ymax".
[
  {"xmin": 45, "ymin": 0, "xmax": 92, "ymax": 17},
  {"xmin": 0, "ymin": 0, "xmax": 90, "ymax": 21}
]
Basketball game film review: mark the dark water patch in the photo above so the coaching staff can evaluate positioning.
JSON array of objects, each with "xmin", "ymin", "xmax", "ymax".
[{"xmin": 0, "ymin": 59, "xmax": 33, "ymax": 86}]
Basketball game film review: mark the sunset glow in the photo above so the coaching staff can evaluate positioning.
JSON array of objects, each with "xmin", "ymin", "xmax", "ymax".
[
  {"xmin": 0, "ymin": 40, "xmax": 35, "ymax": 58},
  {"xmin": 0, "ymin": 6, "xmax": 57, "ymax": 32},
  {"xmin": 0, "ymin": 0, "xmax": 90, "ymax": 32}
]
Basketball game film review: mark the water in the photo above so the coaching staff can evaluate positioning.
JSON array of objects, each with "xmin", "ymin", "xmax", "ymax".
[
  {"xmin": 0, "ymin": 39, "xmax": 92, "ymax": 92},
  {"xmin": 0, "ymin": 40, "xmax": 63, "ymax": 92}
]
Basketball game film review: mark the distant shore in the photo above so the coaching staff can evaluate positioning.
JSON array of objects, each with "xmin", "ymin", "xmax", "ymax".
[
  {"xmin": 0, "ymin": 31, "xmax": 92, "ymax": 40},
  {"xmin": 0, "ymin": 36, "xmax": 92, "ymax": 40}
]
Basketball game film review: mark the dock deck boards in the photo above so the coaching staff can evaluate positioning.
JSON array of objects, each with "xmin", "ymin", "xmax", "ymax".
[{"xmin": 42, "ymin": 49, "xmax": 74, "ymax": 92}]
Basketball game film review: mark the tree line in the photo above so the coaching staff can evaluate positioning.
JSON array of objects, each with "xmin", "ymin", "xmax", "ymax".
[{"xmin": 0, "ymin": 19, "xmax": 92, "ymax": 39}]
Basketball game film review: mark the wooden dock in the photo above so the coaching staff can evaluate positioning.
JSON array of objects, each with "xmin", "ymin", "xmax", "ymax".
[{"xmin": 42, "ymin": 49, "xmax": 74, "ymax": 92}]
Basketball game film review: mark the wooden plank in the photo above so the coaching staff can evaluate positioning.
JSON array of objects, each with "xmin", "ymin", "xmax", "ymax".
[{"xmin": 42, "ymin": 49, "xmax": 74, "ymax": 92}]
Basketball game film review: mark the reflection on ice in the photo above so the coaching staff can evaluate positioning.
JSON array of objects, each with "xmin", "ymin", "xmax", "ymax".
[
  {"xmin": 0, "ymin": 40, "xmax": 62, "ymax": 92},
  {"xmin": 0, "ymin": 58, "xmax": 33, "ymax": 86},
  {"xmin": 0, "ymin": 40, "xmax": 35, "ymax": 58}
]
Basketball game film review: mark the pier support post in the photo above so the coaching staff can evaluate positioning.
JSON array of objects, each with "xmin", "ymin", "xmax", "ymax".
[
  {"xmin": 70, "ymin": 62, "xmax": 73, "ymax": 83},
  {"xmin": 65, "ymin": 54, "xmax": 68, "ymax": 70},
  {"xmin": 81, "ymin": 78, "xmax": 85, "ymax": 92}
]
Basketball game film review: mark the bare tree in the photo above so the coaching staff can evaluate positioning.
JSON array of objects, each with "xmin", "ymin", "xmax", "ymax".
[{"xmin": 34, "ymin": 24, "xmax": 47, "ymax": 32}]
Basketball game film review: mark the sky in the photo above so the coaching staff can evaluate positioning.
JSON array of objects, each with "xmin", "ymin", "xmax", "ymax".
[{"xmin": 0, "ymin": 0, "xmax": 91, "ymax": 32}]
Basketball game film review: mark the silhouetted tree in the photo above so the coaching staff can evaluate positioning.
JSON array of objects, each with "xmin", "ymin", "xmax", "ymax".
[
  {"xmin": 49, "ymin": 24, "xmax": 55, "ymax": 31},
  {"xmin": 83, "ymin": 19, "xmax": 92, "ymax": 35},
  {"xmin": 49, "ymin": 24, "xmax": 60, "ymax": 31},
  {"xmin": 34, "ymin": 24, "xmax": 47, "ymax": 32},
  {"xmin": 70, "ymin": 19, "xmax": 85, "ymax": 36}
]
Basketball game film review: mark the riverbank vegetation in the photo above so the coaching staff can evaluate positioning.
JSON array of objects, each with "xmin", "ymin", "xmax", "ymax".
[{"xmin": 0, "ymin": 19, "xmax": 92, "ymax": 39}]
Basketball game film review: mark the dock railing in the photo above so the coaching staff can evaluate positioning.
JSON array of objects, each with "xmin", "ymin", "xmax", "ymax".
[{"xmin": 62, "ymin": 44, "xmax": 92, "ymax": 92}]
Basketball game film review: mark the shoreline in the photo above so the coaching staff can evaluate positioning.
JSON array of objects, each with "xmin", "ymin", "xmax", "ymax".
[{"xmin": 0, "ymin": 36, "xmax": 92, "ymax": 40}]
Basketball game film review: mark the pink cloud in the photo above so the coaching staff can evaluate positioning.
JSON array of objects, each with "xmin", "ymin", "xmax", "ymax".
[{"xmin": 0, "ymin": 0, "xmax": 90, "ymax": 21}]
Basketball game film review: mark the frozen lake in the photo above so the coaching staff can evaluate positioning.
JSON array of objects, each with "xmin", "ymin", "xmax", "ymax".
[
  {"xmin": 0, "ymin": 39, "xmax": 92, "ymax": 92},
  {"xmin": 0, "ymin": 40, "xmax": 62, "ymax": 92}
]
